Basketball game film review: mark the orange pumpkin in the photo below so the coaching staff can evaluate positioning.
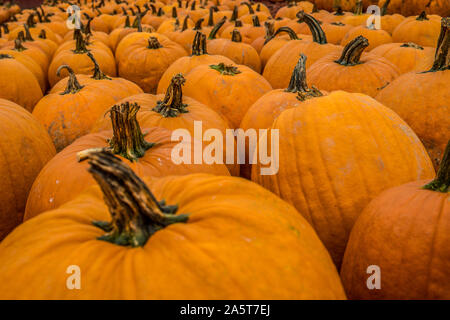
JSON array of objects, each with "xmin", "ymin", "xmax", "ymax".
[
  {"xmin": 263, "ymin": 11, "xmax": 341, "ymax": 89},
  {"xmin": 0, "ymin": 53, "xmax": 42, "ymax": 111},
  {"xmin": 341, "ymin": 25, "xmax": 393, "ymax": 51},
  {"xmin": 392, "ymin": 11, "xmax": 442, "ymax": 47},
  {"xmin": 252, "ymin": 90, "xmax": 435, "ymax": 267},
  {"xmin": 341, "ymin": 141, "xmax": 450, "ymax": 299},
  {"xmin": 208, "ymin": 29, "xmax": 261, "ymax": 72},
  {"xmin": 307, "ymin": 36, "xmax": 399, "ymax": 97},
  {"xmin": 370, "ymin": 42, "xmax": 435, "ymax": 74},
  {"xmin": 0, "ymin": 98, "xmax": 55, "ymax": 240},
  {"xmin": 376, "ymin": 17, "xmax": 450, "ymax": 170},
  {"xmin": 157, "ymin": 31, "xmax": 234, "ymax": 93},
  {"xmin": 6, "ymin": 150, "xmax": 347, "ymax": 299},
  {"xmin": 25, "ymin": 102, "xmax": 230, "ymax": 219},
  {"xmin": 117, "ymin": 33, "xmax": 187, "ymax": 93},
  {"xmin": 183, "ymin": 62, "xmax": 272, "ymax": 128}
]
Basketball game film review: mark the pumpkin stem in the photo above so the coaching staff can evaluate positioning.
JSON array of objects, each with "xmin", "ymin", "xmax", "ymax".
[
  {"xmin": 243, "ymin": 2, "xmax": 254, "ymax": 14},
  {"xmin": 263, "ymin": 20, "xmax": 275, "ymax": 40},
  {"xmin": 210, "ymin": 62, "xmax": 241, "ymax": 75},
  {"xmin": 194, "ymin": 17, "xmax": 204, "ymax": 30},
  {"xmin": 296, "ymin": 11, "xmax": 327, "ymax": 44},
  {"xmin": 26, "ymin": 13, "xmax": 36, "ymax": 28},
  {"xmin": 428, "ymin": 17, "xmax": 450, "ymax": 72},
  {"xmin": 14, "ymin": 36, "xmax": 27, "ymax": 51},
  {"xmin": 416, "ymin": 11, "xmax": 428, "ymax": 21},
  {"xmin": 423, "ymin": 140, "xmax": 450, "ymax": 193},
  {"xmin": 207, "ymin": 6, "xmax": 215, "ymax": 27},
  {"xmin": 234, "ymin": 19, "xmax": 243, "ymax": 27},
  {"xmin": 208, "ymin": 16, "xmax": 226, "ymax": 39},
  {"xmin": 400, "ymin": 42, "xmax": 423, "ymax": 50},
  {"xmin": 353, "ymin": 0, "xmax": 363, "ymax": 15},
  {"xmin": 147, "ymin": 36, "xmax": 162, "ymax": 49},
  {"xmin": 0, "ymin": 53, "xmax": 13, "ymax": 59},
  {"xmin": 334, "ymin": 7, "xmax": 344, "ymax": 16},
  {"xmin": 73, "ymin": 29, "xmax": 89, "ymax": 53},
  {"xmin": 286, "ymin": 54, "xmax": 323, "ymax": 100},
  {"xmin": 80, "ymin": 150, "xmax": 188, "ymax": 247},
  {"xmin": 153, "ymin": 74, "xmax": 188, "ymax": 117},
  {"xmin": 380, "ymin": 0, "xmax": 390, "ymax": 16},
  {"xmin": 264, "ymin": 26, "xmax": 298, "ymax": 44},
  {"xmin": 23, "ymin": 24, "xmax": 34, "ymax": 41},
  {"xmin": 252, "ymin": 15, "xmax": 260, "ymax": 27},
  {"xmin": 57, "ymin": 65, "xmax": 85, "ymax": 95},
  {"xmin": 230, "ymin": 5, "xmax": 238, "ymax": 22},
  {"xmin": 132, "ymin": 14, "xmax": 142, "ymax": 32},
  {"xmin": 335, "ymin": 35, "xmax": 369, "ymax": 66},
  {"xmin": 38, "ymin": 29, "xmax": 46, "ymax": 39},
  {"xmin": 191, "ymin": 31, "xmax": 207, "ymax": 55},
  {"xmin": 86, "ymin": 51, "xmax": 111, "ymax": 80},
  {"xmin": 102, "ymin": 102, "xmax": 155, "ymax": 161},
  {"xmin": 172, "ymin": 6, "xmax": 177, "ymax": 18},
  {"xmin": 2, "ymin": 24, "xmax": 9, "ymax": 34},
  {"xmin": 181, "ymin": 15, "xmax": 190, "ymax": 32},
  {"xmin": 231, "ymin": 29, "xmax": 242, "ymax": 42}
]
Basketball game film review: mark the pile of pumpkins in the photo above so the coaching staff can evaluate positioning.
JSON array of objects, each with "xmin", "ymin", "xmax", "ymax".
[{"xmin": 0, "ymin": 0, "xmax": 448, "ymax": 299}]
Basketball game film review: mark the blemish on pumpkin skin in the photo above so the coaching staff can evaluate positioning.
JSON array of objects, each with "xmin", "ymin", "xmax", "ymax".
[{"xmin": 289, "ymin": 225, "xmax": 301, "ymax": 237}]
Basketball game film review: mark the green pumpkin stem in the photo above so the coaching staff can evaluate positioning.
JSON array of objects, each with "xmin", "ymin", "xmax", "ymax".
[
  {"xmin": 335, "ymin": 35, "xmax": 369, "ymax": 66},
  {"xmin": 208, "ymin": 16, "xmax": 226, "ymax": 39},
  {"xmin": 264, "ymin": 26, "xmax": 299, "ymax": 44},
  {"xmin": 23, "ymin": 24, "xmax": 34, "ymax": 41},
  {"xmin": 423, "ymin": 140, "xmax": 450, "ymax": 192},
  {"xmin": 80, "ymin": 150, "xmax": 188, "ymax": 247},
  {"xmin": 210, "ymin": 62, "xmax": 241, "ymax": 75},
  {"xmin": 147, "ymin": 36, "xmax": 162, "ymax": 49},
  {"xmin": 57, "ymin": 65, "xmax": 85, "ymax": 95},
  {"xmin": 381, "ymin": 0, "xmax": 390, "ymax": 16},
  {"xmin": 263, "ymin": 20, "xmax": 275, "ymax": 41},
  {"xmin": 286, "ymin": 54, "xmax": 323, "ymax": 100},
  {"xmin": 416, "ymin": 11, "xmax": 428, "ymax": 21},
  {"xmin": 86, "ymin": 51, "xmax": 111, "ymax": 80},
  {"xmin": 105, "ymin": 102, "xmax": 155, "ymax": 161},
  {"xmin": 428, "ymin": 17, "xmax": 450, "ymax": 72},
  {"xmin": 353, "ymin": 0, "xmax": 363, "ymax": 15},
  {"xmin": 73, "ymin": 29, "xmax": 89, "ymax": 53},
  {"xmin": 153, "ymin": 74, "xmax": 188, "ymax": 117},
  {"xmin": 296, "ymin": 11, "xmax": 327, "ymax": 44},
  {"xmin": 191, "ymin": 31, "xmax": 207, "ymax": 55}
]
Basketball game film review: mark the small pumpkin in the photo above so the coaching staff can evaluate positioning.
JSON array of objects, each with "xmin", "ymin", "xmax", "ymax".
[
  {"xmin": 307, "ymin": 36, "xmax": 400, "ymax": 97},
  {"xmin": 117, "ymin": 33, "xmax": 187, "ymax": 93},
  {"xmin": 157, "ymin": 31, "xmax": 234, "ymax": 93},
  {"xmin": 182, "ymin": 62, "xmax": 272, "ymax": 128}
]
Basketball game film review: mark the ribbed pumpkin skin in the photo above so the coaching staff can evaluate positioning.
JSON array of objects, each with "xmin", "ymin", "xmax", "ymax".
[
  {"xmin": 375, "ymin": 70, "xmax": 450, "ymax": 169},
  {"xmin": 4, "ymin": 174, "xmax": 346, "ymax": 299},
  {"xmin": 370, "ymin": 43, "xmax": 435, "ymax": 74},
  {"xmin": 340, "ymin": 26, "xmax": 393, "ymax": 51},
  {"xmin": 0, "ymin": 56, "xmax": 43, "ymax": 111},
  {"xmin": 341, "ymin": 180, "xmax": 450, "ymax": 299},
  {"xmin": 0, "ymin": 99, "xmax": 56, "ymax": 240},
  {"xmin": 263, "ymin": 41, "xmax": 342, "ymax": 89},
  {"xmin": 251, "ymin": 91, "xmax": 435, "ymax": 267},
  {"xmin": 156, "ymin": 54, "xmax": 234, "ymax": 94},
  {"xmin": 392, "ymin": 14, "xmax": 441, "ymax": 47},
  {"xmin": 24, "ymin": 127, "xmax": 230, "ymax": 219},
  {"xmin": 91, "ymin": 93, "xmax": 239, "ymax": 176},
  {"xmin": 183, "ymin": 63, "xmax": 272, "ymax": 128},
  {"xmin": 307, "ymin": 52, "xmax": 400, "ymax": 97}
]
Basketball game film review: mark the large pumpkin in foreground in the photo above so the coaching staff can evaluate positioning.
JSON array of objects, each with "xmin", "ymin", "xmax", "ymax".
[
  {"xmin": 0, "ymin": 99, "xmax": 56, "ymax": 240},
  {"xmin": 341, "ymin": 141, "xmax": 450, "ymax": 299},
  {"xmin": 0, "ymin": 151, "xmax": 346, "ymax": 299},
  {"xmin": 252, "ymin": 90, "xmax": 435, "ymax": 267}
]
